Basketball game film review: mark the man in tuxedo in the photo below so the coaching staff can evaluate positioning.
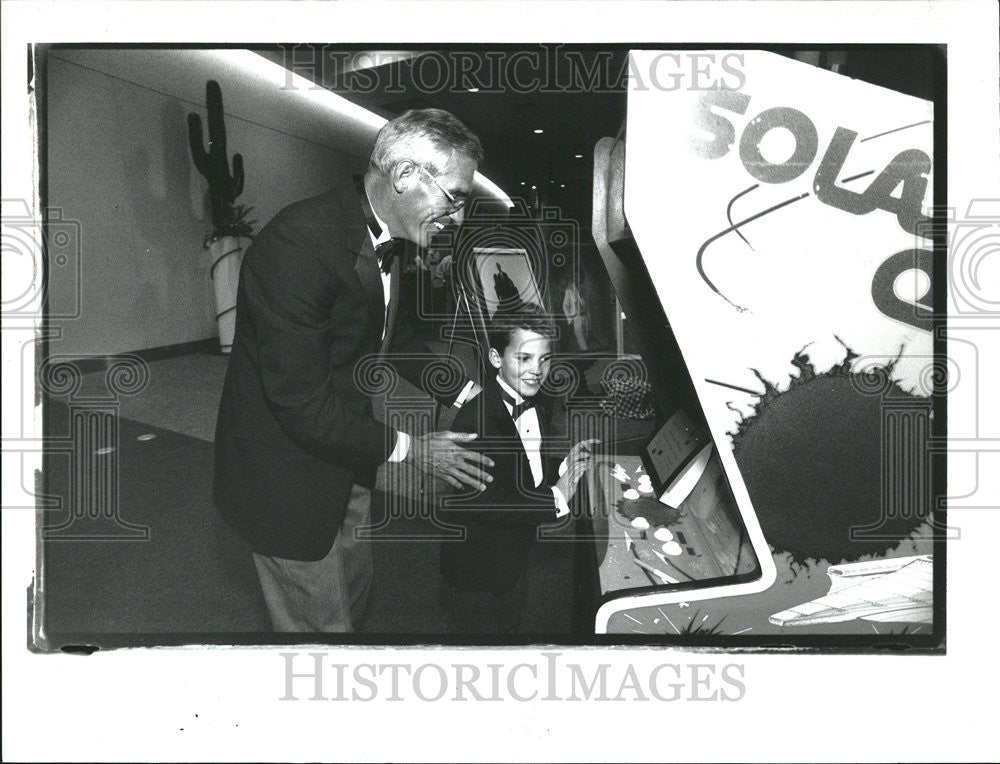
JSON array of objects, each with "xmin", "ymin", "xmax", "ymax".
[
  {"xmin": 213, "ymin": 109, "xmax": 493, "ymax": 633},
  {"xmin": 439, "ymin": 306, "xmax": 597, "ymax": 633}
]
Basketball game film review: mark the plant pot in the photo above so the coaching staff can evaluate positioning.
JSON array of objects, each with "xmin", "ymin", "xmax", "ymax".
[{"xmin": 208, "ymin": 235, "xmax": 248, "ymax": 353}]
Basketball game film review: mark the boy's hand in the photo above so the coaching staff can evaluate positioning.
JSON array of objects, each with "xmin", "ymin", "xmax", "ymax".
[{"xmin": 555, "ymin": 438, "xmax": 600, "ymax": 502}]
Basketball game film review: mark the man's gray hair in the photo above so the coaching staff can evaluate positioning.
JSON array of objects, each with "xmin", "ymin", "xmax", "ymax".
[{"xmin": 369, "ymin": 108, "xmax": 485, "ymax": 176}]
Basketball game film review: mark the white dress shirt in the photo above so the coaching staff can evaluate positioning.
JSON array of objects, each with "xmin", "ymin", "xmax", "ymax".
[
  {"xmin": 495, "ymin": 375, "xmax": 571, "ymax": 518},
  {"xmin": 364, "ymin": 188, "xmax": 475, "ymax": 464},
  {"xmin": 365, "ymin": 196, "xmax": 394, "ymax": 342}
]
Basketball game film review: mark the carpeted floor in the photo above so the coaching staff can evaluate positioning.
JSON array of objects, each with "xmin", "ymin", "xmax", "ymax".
[
  {"xmin": 73, "ymin": 352, "xmax": 232, "ymax": 443},
  {"xmin": 38, "ymin": 351, "xmax": 576, "ymax": 646},
  {"xmin": 40, "ymin": 398, "xmax": 271, "ymax": 639}
]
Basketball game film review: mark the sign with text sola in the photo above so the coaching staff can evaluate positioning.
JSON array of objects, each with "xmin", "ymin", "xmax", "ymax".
[{"xmin": 625, "ymin": 51, "xmax": 934, "ymax": 437}]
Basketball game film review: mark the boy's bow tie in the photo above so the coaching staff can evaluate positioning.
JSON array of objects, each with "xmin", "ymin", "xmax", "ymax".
[{"xmin": 499, "ymin": 388, "xmax": 537, "ymax": 421}]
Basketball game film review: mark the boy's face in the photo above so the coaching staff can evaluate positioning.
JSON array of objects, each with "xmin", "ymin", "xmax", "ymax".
[{"xmin": 489, "ymin": 328, "xmax": 553, "ymax": 398}]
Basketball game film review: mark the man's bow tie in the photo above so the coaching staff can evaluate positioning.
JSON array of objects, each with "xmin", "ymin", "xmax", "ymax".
[
  {"xmin": 499, "ymin": 387, "xmax": 537, "ymax": 421},
  {"xmin": 375, "ymin": 238, "xmax": 403, "ymax": 274},
  {"xmin": 356, "ymin": 174, "xmax": 403, "ymax": 274}
]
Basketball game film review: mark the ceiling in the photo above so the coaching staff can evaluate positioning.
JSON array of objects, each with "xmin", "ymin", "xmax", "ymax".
[
  {"xmin": 255, "ymin": 44, "xmax": 941, "ymax": 229},
  {"xmin": 256, "ymin": 45, "xmax": 630, "ymax": 226}
]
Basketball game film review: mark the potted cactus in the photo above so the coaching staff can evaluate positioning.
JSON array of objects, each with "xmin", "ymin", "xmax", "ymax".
[{"xmin": 188, "ymin": 80, "xmax": 254, "ymax": 353}]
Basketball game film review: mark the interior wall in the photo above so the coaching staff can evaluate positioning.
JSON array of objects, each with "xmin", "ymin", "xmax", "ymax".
[{"xmin": 45, "ymin": 49, "xmax": 367, "ymax": 357}]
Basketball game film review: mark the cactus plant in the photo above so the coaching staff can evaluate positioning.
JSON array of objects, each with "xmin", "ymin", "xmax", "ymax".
[
  {"xmin": 188, "ymin": 80, "xmax": 254, "ymax": 242},
  {"xmin": 188, "ymin": 79, "xmax": 253, "ymax": 353}
]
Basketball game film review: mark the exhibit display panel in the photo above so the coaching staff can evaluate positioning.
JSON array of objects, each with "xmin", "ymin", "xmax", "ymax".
[{"xmin": 585, "ymin": 50, "xmax": 939, "ymax": 640}]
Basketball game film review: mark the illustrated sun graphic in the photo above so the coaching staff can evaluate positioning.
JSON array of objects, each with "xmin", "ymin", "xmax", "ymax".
[{"xmin": 730, "ymin": 341, "xmax": 932, "ymax": 565}]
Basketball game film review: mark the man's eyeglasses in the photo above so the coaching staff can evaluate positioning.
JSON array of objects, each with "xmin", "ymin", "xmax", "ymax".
[{"xmin": 413, "ymin": 162, "xmax": 467, "ymax": 214}]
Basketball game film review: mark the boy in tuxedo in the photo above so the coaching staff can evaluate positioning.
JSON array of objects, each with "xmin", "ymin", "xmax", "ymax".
[{"xmin": 439, "ymin": 305, "xmax": 597, "ymax": 634}]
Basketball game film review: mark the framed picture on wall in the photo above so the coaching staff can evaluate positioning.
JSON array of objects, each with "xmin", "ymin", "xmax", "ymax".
[{"xmin": 473, "ymin": 247, "xmax": 545, "ymax": 317}]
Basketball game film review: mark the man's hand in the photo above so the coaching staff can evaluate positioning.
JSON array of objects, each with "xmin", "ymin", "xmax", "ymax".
[
  {"xmin": 555, "ymin": 438, "xmax": 600, "ymax": 503},
  {"xmin": 407, "ymin": 431, "xmax": 494, "ymax": 491}
]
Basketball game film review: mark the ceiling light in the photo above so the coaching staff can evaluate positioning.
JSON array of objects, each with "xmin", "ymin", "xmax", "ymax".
[
  {"xmin": 467, "ymin": 87, "xmax": 480, "ymax": 93},
  {"xmin": 574, "ymin": 153, "xmax": 583, "ymax": 158},
  {"xmin": 560, "ymin": 184, "xmax": 566, "ymax": 188},
  {"xmin": 533, "ymin": 128, "xmax": 544, "ymax": 134}
]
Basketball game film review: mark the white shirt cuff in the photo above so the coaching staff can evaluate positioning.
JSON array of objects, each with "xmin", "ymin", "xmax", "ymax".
[
  {"xmin": 452, "ymin": 380, "xmax": 480, "ymax": 408},
  {"xmin": 388, "ymin": 431, "xmax": 410, "ymax": 463},
  {"xmin": 552, "ymin": 486, "xmax": 571, "ymax": 518}
]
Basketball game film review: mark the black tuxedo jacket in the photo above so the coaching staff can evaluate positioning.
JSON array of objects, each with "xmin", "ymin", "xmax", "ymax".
[
  {"xmin": 213, "ymin": 181, "xmax": 461, "ymax": 561},
  {"xmin": 438, "ymin": 377, "xmax": 565, "ymax": 593}
]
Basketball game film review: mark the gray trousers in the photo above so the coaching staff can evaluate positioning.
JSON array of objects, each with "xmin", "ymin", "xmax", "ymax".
[{"xmin": 252, "ymin": 484, "xmax": 373, "ymax": 632}]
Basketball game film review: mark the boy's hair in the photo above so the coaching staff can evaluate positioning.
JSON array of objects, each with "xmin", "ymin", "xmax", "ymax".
[{"xmin": 487, "ymin": 304, "xmax": 558, "ymax": 354}]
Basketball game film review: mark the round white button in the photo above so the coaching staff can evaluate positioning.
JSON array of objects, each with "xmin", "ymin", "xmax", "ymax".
[{"xmin": 662, "ymin": 540, "xmax": 683, "ymax": 556}]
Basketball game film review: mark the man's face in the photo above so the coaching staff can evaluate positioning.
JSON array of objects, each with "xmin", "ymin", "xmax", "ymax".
[
  {"xmin": 489, "ymin": 328, "xmax": 553, "ymax": 399},
  {"xmin": 393, "ymin": 152, "xmax": 476, "ymax": 247}
]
